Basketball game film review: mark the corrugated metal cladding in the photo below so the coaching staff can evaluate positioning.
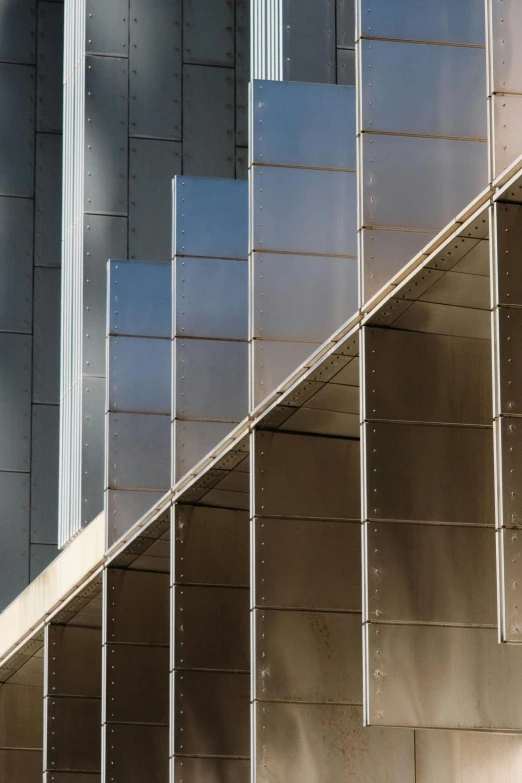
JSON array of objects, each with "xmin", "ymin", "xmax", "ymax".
[
  {"xmin": 58, "ymin": 0, "xmax": 251, "ymax": 548},
  {"xmin": 0, "ymin": 0, "xmax": 63, "ymax": 610}
]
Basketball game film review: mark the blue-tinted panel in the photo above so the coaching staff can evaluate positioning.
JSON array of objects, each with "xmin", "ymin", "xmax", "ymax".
[
  {"xmin": 360, "ymin": 0, "xmax": 485, "ymax": 45},
  {"xmin": 108, "ymin": 260, "xmax": 171, "ymax": 338},
  {"xmin": 108, "ymin": 336, "xmax": 171, "ymax": 414}
]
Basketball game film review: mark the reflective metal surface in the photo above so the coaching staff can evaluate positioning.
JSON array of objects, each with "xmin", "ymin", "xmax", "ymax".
[
  {"xmin": 108, "ymin": 336, "xmax": 171, "ymax": 415},
  {"xmin": 108, "ymin": 412, "xmax": 170, "ymax": 491},
  {"xmin": 282, "ymin": 0, "xmax": 335, "ymax": 83},
  {"xmin": 108, "ymin": 260, "xmax": 171, "ymax": 339},
  {"xmin": 359, "ymin": 0, "xmax": 485, "ymax": 44}
]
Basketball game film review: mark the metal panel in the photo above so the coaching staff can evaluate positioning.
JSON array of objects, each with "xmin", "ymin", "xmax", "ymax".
[
  {"xmin": 364, "ymin": 328, "xmax": 491, "ymax": 424},
  {"xmin": 129, "ymin": 139, "xmax": 182, "ymax": 262},
  {"xmin": 81, "ymin": 376, "xmax": 105, "ymax": 526},
  {"xmin": 35, "ymin": 132, "xmax": 62, "ymax": 267},
  {"xmin": 235, "ymin": 0, "xmax": 249, "ymax": 147},
  {"xmin": 391, "ymin": 301, "xmax": 490, "ymax": 340},
  {"xmin": 361, "ymin": 41, "xmax": 486, "ymax": 138},
  {"xmin": 362, "ymin": 228, "xmax": 432, "ymax": 301},
  {"xmin": 33, "ymin": 267, "xmax": 60, "ymax": 404},
  {"xmin": 46, "ymin": 626, "xmax": 101, "ymax": 697},
  {"xmin": 252, "ymin": 167, "xmax": 357, "ymax": 256},
  {"xmin": 183, "ymin": 0, "xmax": 234, "ymax": 66},
  {"xmin": 37, "ymin": 1, "xmax": 63, "ymax": 133},
  {"xmin": 255, "ymin": 703, "xmax": 415, "ymax": 783},
  {"xmin": 108, "ymin": 259, "xmax": 170, "ymax": 338},
  {"xmin": 252, "ymin": 340, "xmax": 321, "ymax": 408},
  {"xmin": 428, "ymin": 237, "xmax": 490, "ymax": 276},
  {"xmin": 367, "ymin": 522, "xmax": 495, "ymax": 625},
  {"xmin": 417, "ymin": 271, "xmax": 490, "ymax": 309},
  {"xmin": 255, "ymin": 609, "xmax": 362, "ymax": 703},
  {"xmin": 337, "ymin": 47, "xmax": 356, "ymax": 86},
  {"xmin": 254, "ymin": 518, "xmax": 360, "ymax": 610},
  {"xmin": 104, "ymin": 724, "xmax": 168, "ymax": 782},
  {"xmin": 251, "ymin": 80, "xmax": 356, "ymax": 170},
  {"xmin": 493, "ymin": 308, "xmax": 522, "ymax": 414},
  {"xmin": 362, "ymin": 134, "xmax": 487, "ymax": 231},
  {"xmin": 174, "ymin": 505, "xmax": 249, "ymax": 587},
  {"xmin": 0, "ymin": 750, "xmax": 41, "ymax": 783},
  {"xmin": 84, "ymin": 55, "xmax": 128, "ymax": 215},
  {"xmin": 496, "ymin": 418, "xmax": 522, "ymax": 529},
  {"xmin": 282, "ymin": 0, "xmax": 335, "ymax": 84},
  {"xmin": 30, "ymin": 544, "xmax": 57, "ymax": 580},
  {"xmin": 254, "ymin": 431, "xmax": 360, "ymax": 520},
  {"xmin": 182, "ymin": 65, "xmax": 235, "ymax": 178},
  {"xmin": 174, "ymin": 339, "xmax": 248, "ymax": 421},
  {"xmin": 337, "ymin": 0, "xmax": 355, "ymax": 48},
  {"xmin": 105, "ymin": 569, "xmax": 169, "ymax": 645},
  {"xmin": 236, "ymin": 147, "xmax": 248, "ymax": 179},
  {"xmin": 172, "ymin": 758, "xmax": 249, "ymax": 783},
  {"xmin": 174, "ymin": 257, "xmax": 248, "ymax": 340},
  {"xmin": 108, "ymin": 336, "xmax": 171, "ymax": 414},
  {"xmin": 252, "ymin": 253, "xmax": 358, "ymax": 341},
  {"xmin": 0, "ymin": 0, "xmax": 35, "ymax": 63},
  {"xmin": 491, "ymin": 0, "xmax": 522, "ymax": 94},
  {"xmin": 31, "ymin": 404, "xmax": 59, "ymax": 544},
  {"xmin": 0, "ymin": 64, "xmax": 35, "ymax": 197},
  {"xmin": 365, "ymin": 624, "xmax": 522, "ymax": 730},
  {"xmin": 0, "ymin": 197, "xmax": 32, "ymax": 332},
  {"xmin": 174, "ymin": 420, "xmax": 236, "ymax": 482},
  {"xmin": 498, "ymin": 528, "xmax": 522, "ymax": 640},
  {"xmin": 105, "ymin": 644, "xmax": 169, "ymax": 723},
  {"xmin": 0, "ymin": 683, "xmax": 42, "ymax": 747},
  {"xmin": 174, "ymin": 586, "xmax": 249, "ymax": 670},
  {"xmin": 173, "ymin": 177, "xmax": 248, "ymax": 259},
  {"xmin": 107, "ymin": 412, "xmax": 170, "ymax": 491},
  {"xmin": 359, "ymin": 0, "xmax": 485, "ymax": 44},
  {"xmin": 42, "ymin": 775, "xmax": 100, "ymax": 782},
  {"xmin": 495, "ymin": 203, "xmax": 522, "ymax": 306},
  {"xmin": 173, "ymin": 671, "xmax": 249, "ymax": 757},
  {"xmin": 279, "ymin": 407, "xmax": 359, "ymax": 438},
  {"xmin": 107, "ymin": 489, "xmax": 165, "ymax": 547},
  {"xmin": 85, "ymin": 0, "xmax": 128, "ymax": 56},
  {"xmin": 0, "ymin": 333, "xmax": 31, "ymax": 471},
  {"xmin": 491, "ymin": 95, "xmax": 522, "ymax": 179},
  {"xmin": 0, "ymin": 473, "xmax": 30, "ymax": 608},
  {"xmin": 129, "ymin": 0, "xmax": 182, "ymax": 140},
  {"xmin": 365, "ymin": 422, "xmax": 493, "ymax": 524}
]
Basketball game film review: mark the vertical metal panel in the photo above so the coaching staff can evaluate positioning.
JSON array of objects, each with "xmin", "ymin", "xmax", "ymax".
[
  {"xmin": 105, "ymin": 569, "xmax": 170, "ymax": 645},
  {"xmin": 282, "ymin": 0, "xmax": 335, "ymax": 84},
  {"xmin": 105, "ymin": 644, "xmax": 169, "ymax": 723},
  {"xmin": 37, "ymin": 1, "xmax": 64, "ymax": 133},
  {"xmin": 108, "ymin": 259, "xmax": 170, "ymax": 338},
  {"xmin": 173, "ymin": 420, "xmax": 236, "ymax": 482},
  {"xmin": 107, "ymin": 412, "xmax": 170, "ymax": 491},
  {"xmin": 495, "ymin": 202, "xmax": 522, "ymax": 307},
  {"xmin": 361, "ymin": 228, "xmax": 432, "ymax": 302},
  {"xmin": 0, "ymin": 63, "xmax": 35, "ymax": 196},
  {"xmin": 183, "ymin": 0, "xmax": 234, "ymax": 66},
  {"xmin": 182, "ymin": 65, "xmax": 235, "ymax": 178},
  {"xmin": 359, "ymin": 0, "xmax": 485, "ymax": 44},
  {"xmin": 0, "ymin": 334, "xmax": 31, "ymax": 471},
  {"xmin": 251, "ymin": 0, "xmax": 282, "ymax": 81},
  {"xmin": 491, "ymin": 95, "xmax": 522, "ymax": 180},
  {"xmin": 0, "ymin": 473, "xmax": 29, "ymax": 609},
  {"xmin": 129, "ymin": 139, "xmax": 182, "ymax": 261},
  {"xmin": 0, "ymin": 683, "xmax": 43, "ymax": 747},
  {"xmin": 251, "ymin": 340, "xmax": 319, "ymax": 408},
  {"xmin": 336, "ymin": 47, "xmax": 356, "ymax": 86},
  {"xmin": 84, "ymin": 54, "xmax": 128, "ymax": 215},
  {"xmin": 33, "ymin": 266, "xmax": 60, "ymax": 404},
  {"xmin": 129, "ymin": 0, "xmax": 182, "ymax": 140},
  {"xmin": 235, "ymin": 0, "xmax": 249, "ymax": 146},
  {"xmin": 35, "ymin": 132, "xmax": 62, "ymax": 267},
  {"xmin": 0, "ymin": 0, "xmax": 36, "ymax": 64},
  {"xmin": 30, "ymin": 543, "xmax": 57, "ymax": 579},
  {"xmin": 172, "ymin": 758, "xmax": 249, "ymax": 783},
  {"xmin": 0, "ymin": 750, "xmax": 41, "ymax": 783},
  {"xmin": 235, "ymin": 147, "xmax": 248, "ymax": 179},
  {"xmin": 85, "ymin": 0, "xmax": 129, "ymax": 56},
  {"xmin": 108, "ymin": 336, "xmax": 171, "ymax": 414},
  {"xmin": 106, "ymin": 489, "xmax": 165, "ymax": 547},
  {"xmin": 81, "ymin": 376, "xmax": 105, "ymax": 526},
  {"xmin": 490, "ymin": 0, "xmax": 522, "ymax": 94},
  {"xmin": 0, "ymin": 196, "xmax": 33, "ymax": 332},
  {"xmin": 46, "ymin": 625, "xmax": 102, "ymax": 697},
  {"xmin": 46, "ymin": 697, "xmax": 101, "ymax": 772},
  {"xmin": 104, "ymin": 724, "xmax": 168, "ymax": 783},
  {"xmin": 337, "ymin": 0, "xmax": 355, "ymax": 48},
  {"xmin": 31, "ymin": 404, "xmax": 59, "ymax": 544}
]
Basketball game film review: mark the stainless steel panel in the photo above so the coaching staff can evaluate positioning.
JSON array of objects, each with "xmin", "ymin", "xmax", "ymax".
[
  {"xmin": 337, "ymin": 47, "xmax": 356, "ymax": 86},
  {"xmin": 0, "ymin": 334, "xmax": 31, "ymax": 471},
  {"xmin": 251, "ymin": 80, "xmax": 356, "ymax": 170},
  {"xmin": 235, "ymin": 147, "xmax": 248, "ymax": 180},
  {"xmin": 174, "ymin": 339, "xmax": 248, "ymax": 421},
  {"xmin": 105, "ymin": 569, "xmax": 169, "ymax": 645},
  {"xmin": 495, "ymin": 308, "xmax": 522, "ymax": 414},
  {"xmin": 364, "ymin": 422, "xmax": 493, "ymax": 524},
  {"xmin": 0, "ymin": 0, "xmax": 35, "ymax": 63},
  {"xmin": 107, "ymin": 489, "xmax": 164, "ymax": 547},
  {"xmin": 491, "ymin": 0, "xmax": 522, "ymax": 94},
  {"xmin": 235, "ymin": 0, "xmax": 249, "ymax": 147},
  {"xmin": 129, "ymin": 0, "xmax": 182, "ymax": 140},
  {"xmin": 282, "ymin": 0, "xmax": 335, "ymax": 84},
  {"xmin": 252, "ymin": 167, "xmax": 357, "ymax": 256},
  {"xmin": 360, "ymin": 0, "xmax": 485, "ymax": 44},
  {"xmin": 255, "ymin": 609, "xmax": 362, "ymax": 703},
  {"xmin": 0, "ymin": 683, "xmax": 42, "ymax": 747},
  {"xmin": 108, "ymin": 336, "xmax": 171, "ymax": 414},
  {"xmin": 30, "ymin": 544, "xmax": 56, "ymax": 580},
  {"xmin": 364, "ymin": 328, "xmax": 491, "ymax": 424},
  {"xmin": 85, "ymin": 0, "xmax": 128, "ymax": 56},
  {"xmin": 43, "ymin": 775, "xmax": 100, "ymax": 782},
  {"xmin": 81, "ymin": 376, "xmax": 105, "ymax": 526},
  {"xmin": 108, "ymin": 259, "xmax": 170, "ymax": 338},
  {"xmin": 365, "ymin": 623, "xmax": 522, "ymax": 730},
  {"xmin": 174, "ymin": 586, "xmax": 249, "ymax": 671},
  {"xmin": 174, "ymin": 505, "xmax": 249, "ymax": 587},
  {"xmin": 252, "ymin": 340, "xmax": 320, "ymax": 407},
  {"xmin": 197, "ymin": 487, "xmax": 249, "ymax": 511},
  {"xmin": 496, "ymin": 418, "xmax": 522, "ymax": 529},
  {"xmin": 183, "ymin": 65, "xmax": 235, "ymax": 178},
  {"xmin": 105, "ymin": 644, "xmax": 169, "ymax": 723},
  {"xmin": 104, "ymin": 724, "xmax": 168, "ymax": 782},
  {"xmin": 279, "ymin": 407, "xmax": 359, "ymax": 438},
  {"xmin": 37, "ymin": 2, "xmax": 63, "ymax": 133},
  {"xmin": 304, "ymin": 383, "xmax": 359, "ymax": 413},
  {"xmin": 0, "ymin": 473, "xmax": 29, "ymax": 608},
  {"xmin": 31, "ymin": 404, "xmax": 59, "ymax": 544},
  {"xmin": 0, "ymin": 750, "xmax": 41, "ymax": 783},
  {"xmin": 33, "ymin": 267, "xmax": 60, "ymax": 404},
  {"xmin": 174, "ymin": 257, "xmax": 248, "ymax": 340},
  {"xmin": 252, "ymin": 253, "xmax": 358, "ymax": 341},
  {"xmin": 498, "ymin": 528, "xmax": 522, "ymax": 641},
  {"xmin": 0, "ymin": 196, "xmax": 32, "ymax": 332},
  {"xmin": 392, "ymin": 301, "xmax": 490, "ymax": 340},
  {"xmin": 491, "ymin": 95, "xmax": 522, "ymax": 179},
  {"xmin": 495, "ymin": 203, "xmax": 522, "ymax": 306},
  {"xmin": 46, "ymin": 626, "xmax": 101, "ymax": 697},
  {"xmin": 255, "ymin": 702, "xmax": 415, "ymax": 783},
  {"xmin": 0, "ymin": 64, "xmax": 35, "ymax": 196},
  {"xmin": 361, "ymin": 40, "xmax": 486, "ymax": 138},
  {"xmin": 107, "ymin": 412, "xmax": 170, "ymax": 491},
  {"xmin": 129, "ymin": 139, "xmax": 182, "ymax": 262},
  {"xmin": 84, "ymin": 55, "xmax": 128, "ymax": 215},
  {"xmin": 254, "ymin": 431, "xmax": 360, "ymax": 520},
  {"xmin": 173, "ymin": 177, "xmax": 248, "ymax": 260},
  {"xmin": 254, "ymin": 518, "xmax": 360, "ymax": 610},
  {"xmin": 172, "ymin": 758, "xmax": 249, "ymax": 783},
  {"xmin": 415, "ymin": 729, "xmax": 522, "ymax": 783},
  {"xmin": 430, "ymin": 238, "xmax": 490, "ymax": 276},
  {"xmin": 417, "ymin": 271, "xmax": 490, "ymax": 310},
  {"xmin": 183, "ymin": 0, "xmax": 234, "ymax": 66},
  {"xmin": 173, "ymin": 671, "xmax": 249, "ymax": 756},
  {"xmin": 337, "ymin": 0, "xmax": 355, "ymax": 48},
  {"xmin": 362, "ymin": 134, "xmax": 487, "ymax": 231},
  {"xmin": 367, "ymin": 522, "xmax": 495, "ymax": 625},
  {"xmin": 35, "ymin": 133, "xmax": 62, "ymax": 267},
  {"xmin": 174, "ymin": 420, "xmax": 236, "ymax": 482}
]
